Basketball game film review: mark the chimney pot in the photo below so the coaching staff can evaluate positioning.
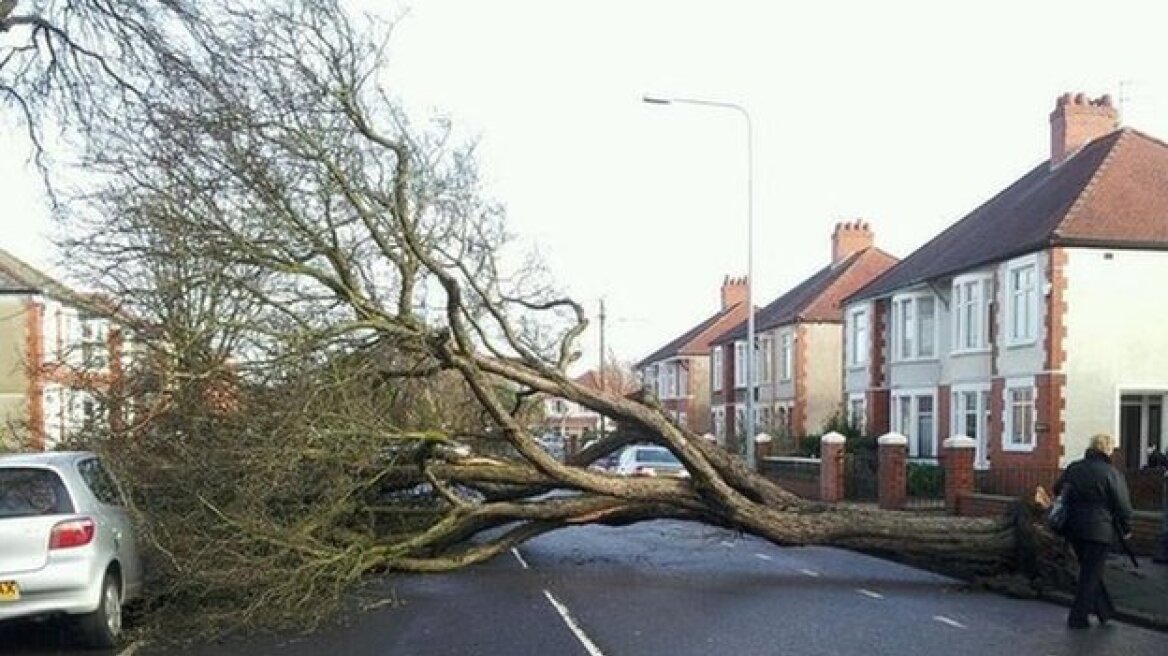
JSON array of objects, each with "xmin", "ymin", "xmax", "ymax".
[
  {"xmin": 831, "ymin": 219, "xmax": 875, "ymax": 265},
  {"xmin": 1049, "ymin": 91, "xmax": 1118, "ymax": 167}
]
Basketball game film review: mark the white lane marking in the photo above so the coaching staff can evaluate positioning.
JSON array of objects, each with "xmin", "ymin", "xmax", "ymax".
[
  {"xmin": 857, "ymin": 588, "xmax": 884, "ymax": 599},
  {"xmin": 511, "ymin": 547, "xmax": 530, "ymax": 570},
  {"xmin": 754, "ymin": 553, "xmax": 773, "ymax": 561},
  {"xmin": 799, "ymin": 568, "xmax": 820, "ymax": 578},
  {"xmin": 933, "ymin": 615, "xmax": 967, "ymax": 629},
  {"xmin": 543, "ymin": 590, "xmax": 607, "ymax": 656}
]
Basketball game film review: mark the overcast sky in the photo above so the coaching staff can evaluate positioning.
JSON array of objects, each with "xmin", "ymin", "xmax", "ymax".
[{"xmin": 4, "ymin": 0, "xmax": 1168, "ymax": 373}]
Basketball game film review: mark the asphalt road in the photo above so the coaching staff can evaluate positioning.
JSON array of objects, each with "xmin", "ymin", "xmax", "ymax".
[{"xmin": 5, "ymin": 520, "xmax": 1166, "ymax": 655}]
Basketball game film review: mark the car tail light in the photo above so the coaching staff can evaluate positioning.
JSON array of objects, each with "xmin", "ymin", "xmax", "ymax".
[{"xmin": 50, "ymin": 518, "xmax": 96, "ymax": 549}]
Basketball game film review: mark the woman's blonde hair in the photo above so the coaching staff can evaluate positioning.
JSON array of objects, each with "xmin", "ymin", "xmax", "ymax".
[{"xmin": 1088, "ymin": 433, "xmax": 1114, "ymax": 454}]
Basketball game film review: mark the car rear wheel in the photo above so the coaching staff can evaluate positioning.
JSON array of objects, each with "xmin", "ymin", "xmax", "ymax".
[{"xmin": 77, "ymin": 571, "xmax": 123, "ymax": 649}]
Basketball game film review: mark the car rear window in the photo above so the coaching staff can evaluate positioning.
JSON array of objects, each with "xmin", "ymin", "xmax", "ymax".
[
  {"xmin": 635, "ymin": 448, "xmax": 679, "ymax": 465},
  {"xmin": 0, "ymin": 468, "xmax": 76, "ymax": 518}
]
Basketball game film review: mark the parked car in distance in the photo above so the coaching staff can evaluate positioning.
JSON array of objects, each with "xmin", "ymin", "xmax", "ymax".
[
  {"xmin": 0, "ymin": 452, "xmax": 143, "ymax": 648},
  {"xmin": 614, "ymin": 446, "xmax": 689, "ymax": 478}
]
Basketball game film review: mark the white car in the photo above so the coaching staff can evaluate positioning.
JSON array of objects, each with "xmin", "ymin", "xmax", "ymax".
[
  {"xmin": 0, "ymin": 452, "xmax": 143, "ymax": 648},
  {"xmin": 615, "ymin": 446, "xmax": 690, "ymax": 478}
]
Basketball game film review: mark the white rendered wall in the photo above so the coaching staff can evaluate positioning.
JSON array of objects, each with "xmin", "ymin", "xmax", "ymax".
[{"xmin": 1063, "ymin": 247, "xmax": 1168, "ymax": 464}]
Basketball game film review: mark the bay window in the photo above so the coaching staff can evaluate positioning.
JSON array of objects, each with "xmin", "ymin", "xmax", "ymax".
[
  {"xmin": 1004, "ymin": 380, "xmax": 1036, "ymax": 451},
  {"xmin": 893, "ymin": 390, "xmax": 936, "ymax": 458}
]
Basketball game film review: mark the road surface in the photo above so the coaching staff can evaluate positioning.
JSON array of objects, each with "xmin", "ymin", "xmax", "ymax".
[{"xmin": 5, "ymin": 520, "xmax": 1165, "ymax": 655}]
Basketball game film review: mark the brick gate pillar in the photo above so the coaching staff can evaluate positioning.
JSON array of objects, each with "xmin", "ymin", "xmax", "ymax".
[
  {"xmin": 878, "ymin": 432, "xmax": 907, "ymax": 510},
  {"xmin": 819, "ymin": 432, "xmax": 846, "ymax": 503},
  {"xmin": 943, "ymin": 436, "xmax": 976, "ymax": 514}
]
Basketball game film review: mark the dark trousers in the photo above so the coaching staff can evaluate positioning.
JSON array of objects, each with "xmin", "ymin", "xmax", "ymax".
[{"xmin": 1069, "ymin": 540, "xmax": 1114, "ymax": 624}]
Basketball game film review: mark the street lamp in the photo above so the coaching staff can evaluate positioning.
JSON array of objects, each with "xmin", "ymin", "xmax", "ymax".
[{"xmin": 642, "ymin": 94, "xmax": 757, "ymax": 469}]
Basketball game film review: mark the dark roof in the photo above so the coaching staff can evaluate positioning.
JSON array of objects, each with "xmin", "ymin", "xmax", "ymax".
[
  {"xmin": 851, "ymin": 129, "xmax": 1168, "ymax": 302},
  {"xmin": 712, "ymin": 247, "xmax": 899, "ymax": 345},
  {"xmin": 636, "ymin": 303, "xmax": 745, "ymax": 369}
]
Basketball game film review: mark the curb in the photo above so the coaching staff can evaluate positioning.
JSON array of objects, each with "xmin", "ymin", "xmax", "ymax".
[{"xmin": 1035, "ymin": 589, "xmax": 1168, "ymax": 633}]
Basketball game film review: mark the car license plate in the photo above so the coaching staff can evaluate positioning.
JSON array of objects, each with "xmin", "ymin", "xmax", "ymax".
[{"xmin": 0, "ymin": 581, "xmax": 19, "ymax": 602}]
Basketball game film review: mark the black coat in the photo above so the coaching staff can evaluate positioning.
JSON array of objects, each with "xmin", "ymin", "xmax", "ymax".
[{"xmin": 1053, "ymin": 450, "xmax": 1134, "ymax": 545}]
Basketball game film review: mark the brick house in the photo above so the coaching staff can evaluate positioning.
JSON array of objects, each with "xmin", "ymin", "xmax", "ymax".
[
  {"xmin": 635, "ymin": 278, "xmax": 751, "ymax": 433},
  {"xmin": 537, "ymin": 368, "xmax": 639, "ymax": 450},
  {"xmin": 709, "ymin": 224, "xmax": 897, "ymax": 445},
  {"xmin": 843, "ymin": 92, "xmax": 1168, "ymax": 472},
  {"xmin": 0, "ymin": 249, "xmax": 127, "ymax": 451}
]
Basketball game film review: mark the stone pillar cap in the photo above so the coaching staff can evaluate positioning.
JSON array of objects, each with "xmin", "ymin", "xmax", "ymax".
[
  {"xmin": 754, "ymin": 432, "xmax": 773, "ymax": 443},
  {"xmin": 943, "ymin": 435, "xmax": 977, "ymax": 449},
  {"xmin": 820, "ymin": 431, "xmax": 846, "ymax": 444},
  {"xmin": 877, "ymin": 432, "xmax": 908, "ymax": 446}
]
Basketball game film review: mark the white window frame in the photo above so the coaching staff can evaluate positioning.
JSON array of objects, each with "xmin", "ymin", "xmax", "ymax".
[
  {"xmin": 712, "ymin": 406, "xmax": 726, "ymax": 439},
  {"xmin": 758, "ymin": 336, "xmax": 775, "ymax": 384},
  {"xmin": 712, "ymin": 347, "xmax": 724, "ymax": 392},
  {"xmin": 951, "ymin": 383, "xmax": 992, "ymax": 468},
  {"xmin": 847, "ymin": 306, "xmax": 869, "ymax": 368},
  {"xmin": 891, "ymin": 292, "xmax": 938, "ymax": 362},
  {"xmin": 951, "ymin": 273, "xmax": 992, "ymax": 354},
  {"xmin": 1005, "ymin": 255, "xmax": 1040, "ymax": 347},
  {"xmin": 779, "ymin": 332, "xmax": 793, "ymax": 382},
  {"xmin": 642, "ymin": 365, "xmax": 659, "ymax": 398},
  {"xmin": 891, "ymin": 388, "xmax": 937, "ymax": 459},
  {"xmin": 733, "ymin": 341, "xmax": 747, "ymax": 388},
  {"xmin": 1003, "ymin": 378, "xmax": 1036, "ymax": 452}
]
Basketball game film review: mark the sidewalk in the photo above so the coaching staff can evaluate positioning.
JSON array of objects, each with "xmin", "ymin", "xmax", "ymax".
[{"xmin": 1104, "ymin": 555, "xmax": 1168, "ymax": 630}]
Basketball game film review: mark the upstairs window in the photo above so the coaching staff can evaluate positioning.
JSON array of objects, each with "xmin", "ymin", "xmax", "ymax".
[
  {"xmin": 779, "ymin": 333, "xmax": 793, "ymax": 381},
  {"xmin": 891, "ymin": 293, "xmax": 936, "ymax": 361},
  {"xmin": 733, "ymin": 342, "xmax": 747, "ymax": 388},
  {"xmin": 712, "ymin": 347, "xmax": 723, "ymax": 392},
  {"xmin": 952, "ymin": 274, "xmax": 992, "ymax": 353},
  {"xmin": 758, "ymin": 336, "xmax": 774, "ymax": 383},
  {"xmin": 847, "ymin": 307, "xmax": 869, "ymax": 367},
  {"xmin": 1006, "ymin": 256, "xmax": 1039, "ymax": 346}
]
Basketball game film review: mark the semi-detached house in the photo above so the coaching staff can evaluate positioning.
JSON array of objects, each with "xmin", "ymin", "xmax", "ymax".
[
  {"xmin": 710, "ymin": 223, "xmax": 897, "ymax": 445},
  {"xmin": 635, "ymin": 277, "xmax": 750, "ymax": 434},
  {"xmin": 843, "ymin": 92, "xmax": 1168, "ymax": 472},
  {"xmin": 0, "ymin": 248, "xmax": 128, "ymax": 451}
]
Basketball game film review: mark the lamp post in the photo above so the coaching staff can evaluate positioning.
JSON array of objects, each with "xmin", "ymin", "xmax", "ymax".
[{"xmin": 643, "ymin": 94, "xmax": 756, "ymax": 469}]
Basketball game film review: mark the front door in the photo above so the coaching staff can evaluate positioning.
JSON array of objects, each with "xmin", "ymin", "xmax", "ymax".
[{"xmin": 1120, "ymin": 393, "xmax": 1164, "ymax": 469}]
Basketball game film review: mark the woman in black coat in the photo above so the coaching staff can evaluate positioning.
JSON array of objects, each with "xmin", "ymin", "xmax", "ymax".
[{"xmin": 1052, "ymin": 433, "xmax": 1134, "ymax": 629}]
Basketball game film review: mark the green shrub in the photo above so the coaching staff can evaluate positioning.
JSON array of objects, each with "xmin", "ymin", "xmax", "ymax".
[{"xmin": 907, "ymin": 462, "xmax": 944, "ymax": 497}]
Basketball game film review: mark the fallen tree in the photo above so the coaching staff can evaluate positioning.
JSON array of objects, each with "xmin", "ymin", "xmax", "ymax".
[{"xmin": 10, "ymin": 0, "xmax": 1074, "ymax": 638}]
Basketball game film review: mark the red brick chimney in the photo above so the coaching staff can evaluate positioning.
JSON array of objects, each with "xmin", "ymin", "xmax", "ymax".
[
  {"xmin": 720, "ymin": 275, "xmax": 748, "ymax": 309},
  {"xmin": 831, "ymin": 220, "xmax": 874, "ymax": 265},
  {"xmin": 1049, "ymin": 92, "xmax": 1118, "ymax": 167}
]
